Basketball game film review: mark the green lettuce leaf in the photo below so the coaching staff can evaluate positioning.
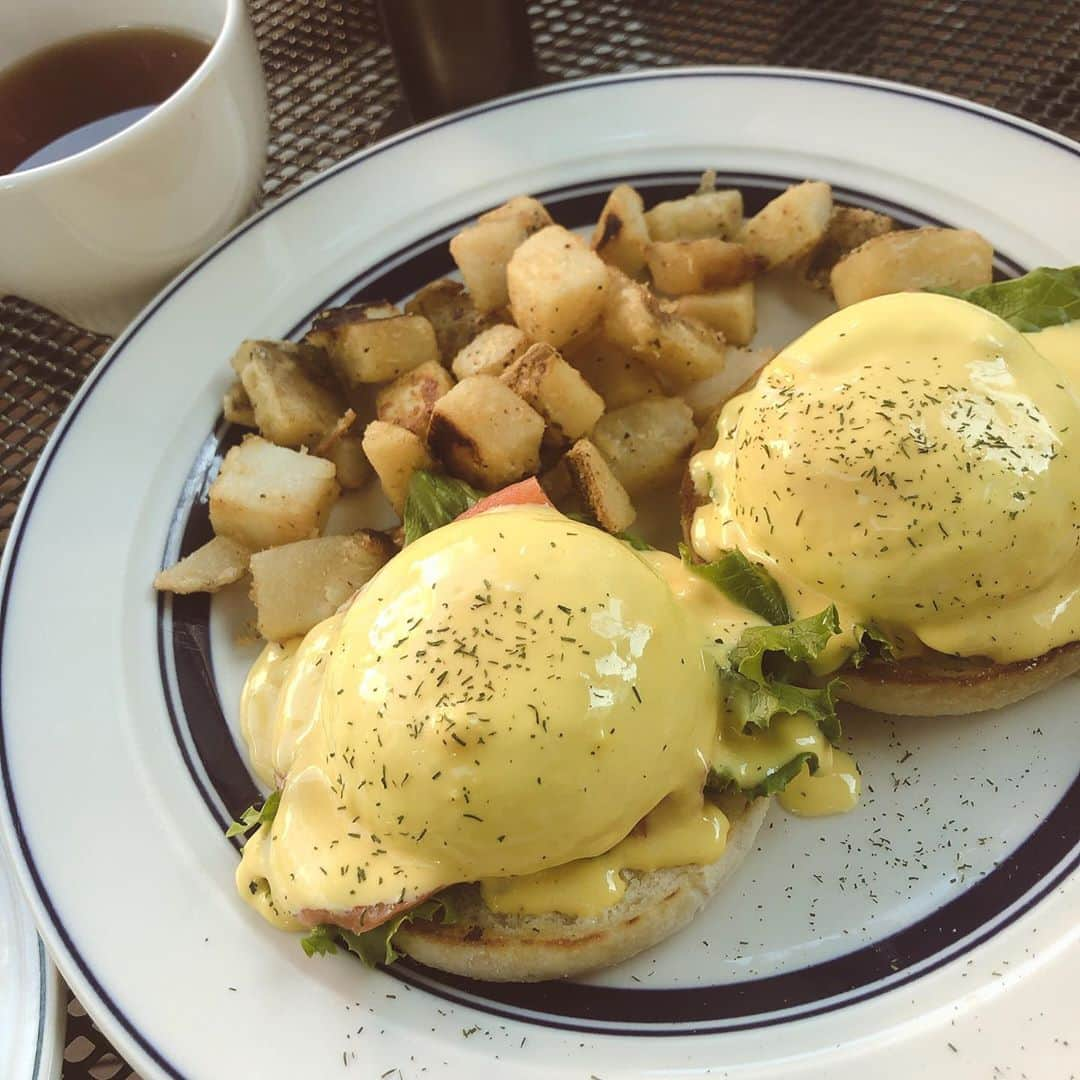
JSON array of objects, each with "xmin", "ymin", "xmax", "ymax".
[
  {"xmin": 617, "ymin": 529, "xmax": 653, "ymax": 551},
  {"xmin": 850, "ymin": 623, "xmax": 897, "ymax": 669},
  {"xmin": 402, "ymin": 470, "xmax": 481, "ymax": 545},
  {"xmin": 680, "ymin": 544, "xmax": 790, "ymax": 625},
  {"xmin": 931, "ymin": 266, "xmax": 1080, "ymax": 332},
  {"xmin": 225, "ymin": 789, "xmax": 280, "ymax": 839},
  {"xmin": 299, "ymin": 895, "xmax": 458, "ymax": 967},
  {"xmin": 299, "ymin": 924, "xmax": 338, "ymax": 958},
  {"xmin": 725, "ymin": 670, "xmax": 842, "ymax": 742},
  {"xmin": 706, "ymin": 751, "xmax": 817, "ymax": 799},
  {"xmin": 717, "ymin": 606, "xmax": 843, "ymax": 753},
  {"xmin": 727, "ymin": 605, "xmax": 840, "ymax": 683}
]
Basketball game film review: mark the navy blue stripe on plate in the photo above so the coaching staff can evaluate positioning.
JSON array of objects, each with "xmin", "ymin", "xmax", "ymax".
[{"xmin": 1, "ymin": 70, "xmax": 1077, "ymax": 1076}]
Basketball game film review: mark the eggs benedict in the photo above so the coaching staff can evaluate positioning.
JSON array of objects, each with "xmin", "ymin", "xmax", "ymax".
[
  {"xmin": 232, "ymin": 479, "xmax": 855, "ymax": 981},
  {"xmin": 686, "ymin": 290, "xmax": 1080, "ymax": 716}
]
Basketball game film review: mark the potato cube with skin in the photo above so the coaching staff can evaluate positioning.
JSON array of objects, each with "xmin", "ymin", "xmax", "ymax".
[
  {"xmin": 645, "ymin": 190, "xmax": 743, "ymax": 242},
  {"xmin": 376, "ymin": 360, "xmax": 455, "ymax": 439},
  {"xmin": 427, "ymin": 375, "xmax": 544, "ymax": 490},
  {"xmin": 563, "ymin": 438, "xmax": 636, "ymax": 533},
  {"xmin": 451, "ymin": 324, "xmax": 530, "ymax": 380},
  {"xmin": 449, "ymin": 196, "xmax": 553, "ymax": 313},
  {"xmin": 507, "ymin": 225, "xmax": 610, "ymax": 347},
  {"xmin": 591, "ymin": 397, "xmax": 696, "ymax": 495},
  {"xmin": 230, "ymin": 338, "xmax": 332, "ymax": 382},
  {"xmin": 602, "ymin": 276, "xmax": 726, "ymax": 388},
  {"xmin": 591, "ymin": 185, "xmax": 651, "ymax": 276},
  {"xmin": 670, "ymin": 283, "xmax": 756, "ymax": 346},
  {"xmin": 153, "ymin": 535, "xmax": 251, "ymax": 595},
  {"xmin": 209, "ymin": 435, "xmax": 339, "ymax": 551},
  {"xmin": 647, "ymin": 239, "xmax": 765, "ymax": 295},
  {"xmin": 306, "ymin": 308, "xmax": 439, "ymax": 385},
  {"xmin": 404, "ymin": 279, "xmax": 486, "ymax": 362},
  {"xmin": 250, "ymin": 531, "xmax": 395, "ymax": 641},
  {"xmin": 361, "ymin": 420, "xmax": 434, "ymax": 514},
  {"xmin": 239, "ymin": 344, "xmax": 345, "ymax": 448},
  {"xmin": 830, "ymin": 227, "xmax": 993, "ymax": 308},
  {"xmin": 563, "ymin": 336, "xmax": 664, "ymax": 410},
  {"xmin": 740, "ymin": 181, "xmax": 833, "ymax": 269},
  {"xmin": 801, "ymin": 207, "xmax": 897, "ymax": 289},
  {"xmin": 501, "ymin": 343, "xmax": 605, "ymax": 444},
  {"xmin": 222, "ymin": 381, "xmax": 256, "ymax": 427}
]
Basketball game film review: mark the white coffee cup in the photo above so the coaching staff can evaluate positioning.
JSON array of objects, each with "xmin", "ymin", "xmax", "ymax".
[{"xmin": 0, "ymin": 0, "xmax": 267, "ymax": 335}]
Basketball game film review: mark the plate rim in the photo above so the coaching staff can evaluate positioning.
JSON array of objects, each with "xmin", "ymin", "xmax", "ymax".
[
  {"xmin": 1, "ymin": 836, "xmax": 63, "ymax": 1080},
  {"xmin": 2, "ymin": 65, "xmax": 1079, "ymax": 1079}
]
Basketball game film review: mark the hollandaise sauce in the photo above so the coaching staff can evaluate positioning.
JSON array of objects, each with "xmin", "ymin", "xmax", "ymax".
[
  {"xmin": 480, "ymin": 790, "xmax": 729, "ymax": 918},
  {"xmin": 234, "ymin": 508, "xmax": 859, "ymax": 929},
  {"xmin": 691, "ymin": 295, "xmax": 1080, "ymax": 665},
  {"xmin": 236, "ymin": 508, "xmax": 726, "ymax": 924}
]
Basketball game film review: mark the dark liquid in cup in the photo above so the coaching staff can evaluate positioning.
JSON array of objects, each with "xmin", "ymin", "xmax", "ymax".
[{"xmin": 0, "ymin": 27, "xmax": 211, "ymax": 175}]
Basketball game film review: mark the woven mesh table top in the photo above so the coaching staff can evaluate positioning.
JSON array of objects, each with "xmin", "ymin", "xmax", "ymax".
[{"xmin": 0, "ymin": 0, "xmax": 1076, "ymax": 1076}]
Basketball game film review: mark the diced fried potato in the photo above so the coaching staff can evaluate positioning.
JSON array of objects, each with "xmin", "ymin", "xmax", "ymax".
[
  {"xmin": 801, "ymin": 207, "xmax": 897, "ymax": 289},
  {"xmin": 563, "ymin": 335, "xmax": 664, "ymax": 409},
  {"xmin": 830, "ymin": 227, "xmax": 994, "ymax": 307},
  {"xmin": 451, "ymin": 324, "xmax": 531, "ymax": 380},
  {"xmin": 602, "ymin": 274, "xmax": 726, "ymax": 387},
  {"xmin": 375, "ymin": 359, "xmax": 454, "ymax": 439},
  {"xmin": 322, "ymin": 435, "xmax": 371, "ymax": 490},
  {"xmin": 647, "ymin": 239, "xmax": 764, "ymax": 294},
  {"xmin": 404, "ymin": 279, "xmax": 486, "ymax": 362},
  {"xmin": 501, "ymin": 343, "xmax": 605, "ymax": 444},
  {"xmin": 591, "ymin": 185, "xmax": 651, "ymax": 276},
  {"xmin": 600, "ymin": 273, "xmax": 657, "ymax": 355},
  {"xmin": 654, "ymin": 313, "xmax": 728, "ymax": 388},
  {"xmin": 153, "ymin": 535, "xmax": 251, "ymax": 595},
  {"xmin": 230, "ymin": 338, "xmax": 332, "ymax": 382},
  {"xmin": 307, "ymin": 309, "xmax": 439, "ymax": 385},
  {"xmin": 223, "ymin": 381, "xmax": 256, "ymax": 427},
  {"xmin": 591, "ymin": 397, "xmax": 697, "ymax": 495},
  {"xmin": 563, "ymin": 438, "xmax": 635, "ymax": 533},
  {"xmin": 427, "ymin": 375, "xmax": 544, "ymax": 490},
  {"xmin": 507, "ymin": 225, "xmax": 610, "ymax": 347},
  {"xmin": 481, "ymin": 195, "xmax": 552, "ymax": 229},
  {"xmin": 680, "ymin": 346, "xmax": 776, "ymax": 424},
  {"xmin": 361, "ymin": 420, "xmax": 434, "ymax": 514},
  {"xmin": 209, "ymin": 435, "xmax": 339, "ymax": 550},
  {"xmin": 449, "ymin": 196, "xmax": 553, "ymax": 313},
  {"xmin": 741, "ymin": 181, "xmax": 833, "ymax": 269},
  {"xmin": 645, "ymin": 190, "xmax": 743, "ymax": 242},
  {"xmin": 250, "ymin": 531, "xmax": 394, "ymax": 641},
  {"xmin": 352, "ymin": 300, "xmax": 400, "ymax": 320},
  {"xmin": 239, "ymin": 343, "xmax": 345, "ymax": 448},
  {"xmin": 312, "ymin": 408, "xmax": 356, "ymax": 455},
  {"xmin": 669, "ymin": 283, "xmax": 756, "ymax": 345}
]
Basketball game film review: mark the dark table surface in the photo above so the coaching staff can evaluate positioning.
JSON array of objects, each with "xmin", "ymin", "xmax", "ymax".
[{"xmin": 0, "ymin": 1, "xmax": 1076, "ymax": 1076}]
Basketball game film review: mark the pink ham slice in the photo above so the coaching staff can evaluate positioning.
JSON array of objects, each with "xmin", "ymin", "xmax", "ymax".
[{"xmin": 299, "ymin": 891, "xmax": 436, "ymax": 933}]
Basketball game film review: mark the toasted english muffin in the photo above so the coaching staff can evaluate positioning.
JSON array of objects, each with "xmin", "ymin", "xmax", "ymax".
[
  {"xmin": 395, "ymin": 796, "xmax": 770, "ymax": 982},
  {"xmin": 680, "ymin": 458, "xmax": 1080, "ymax": 717}
]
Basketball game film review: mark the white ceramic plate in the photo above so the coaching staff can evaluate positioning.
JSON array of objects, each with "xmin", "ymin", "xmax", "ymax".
[
  {"xmin": 1, "ymin": 69, "xmax": 1078, "ymax": 1079},
  {"xmin": 0, "ymin": 841, "xmax": 62, "ymax": 1079}
]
